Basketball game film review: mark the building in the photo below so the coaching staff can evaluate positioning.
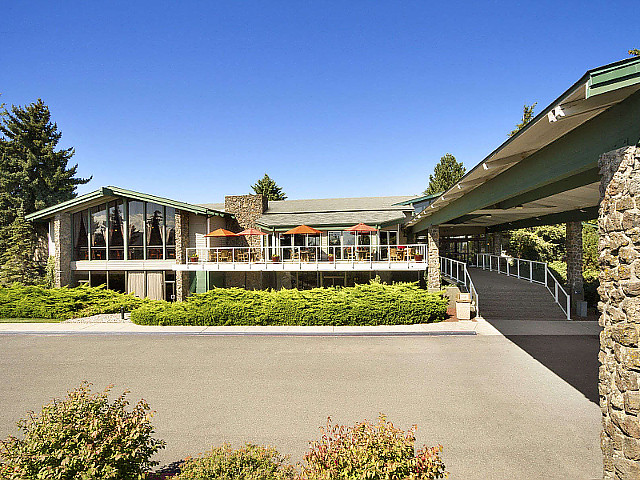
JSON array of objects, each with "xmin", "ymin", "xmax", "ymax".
[{"xmin": 26, "ymin": 186, "xmax": 439, "ymax": 301}]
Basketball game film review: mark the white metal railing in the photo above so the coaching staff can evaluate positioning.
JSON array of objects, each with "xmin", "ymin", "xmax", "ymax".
[
  {"xmin": 185, "ymin": 244, "xmax": 428, "ymax": 266},
  {"xmin": 476, "ymin": 253, "xmax": 570, "ymax": 320},
  {"xmin": 439, "ymin": 256, "xmax": 479, "ymax": 316}
]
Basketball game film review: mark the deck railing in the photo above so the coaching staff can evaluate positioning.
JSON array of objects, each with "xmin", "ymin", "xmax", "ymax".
[
  {"xmin": 185, "ymin": 244, "xmax": 428, "ymax": 266},
  {"xmin": 439, "ymin": 256, "xmax": 479, "ymax": 316},
  {"xmin": 476, "ymin": 253, "xmax": 570, "ymax": 319}
]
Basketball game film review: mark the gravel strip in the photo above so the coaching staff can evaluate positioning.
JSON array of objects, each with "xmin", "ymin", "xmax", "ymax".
[{"xmin": 62, "ymin": 313, "xmax": 132, "ymax": 323}]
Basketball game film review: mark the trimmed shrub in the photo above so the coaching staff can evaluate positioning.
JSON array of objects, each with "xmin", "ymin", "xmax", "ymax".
[
  {"xmin": 131, "ymin": 282, "xmax": 448, "ymax": 326},
  {"xmin": 0, "ymin": 382, "xmax": 165, "ymax": 479},
  {"xmin": 301, "ymin": 415, "xmax": 447, "ymax": 480},
  {"xmin": 173, "ymin": 444, "xmax": 296, "ymax": 480},
  {"xmin": 0, "ymin": 284, "xmax": 146, "ymax": 319}
]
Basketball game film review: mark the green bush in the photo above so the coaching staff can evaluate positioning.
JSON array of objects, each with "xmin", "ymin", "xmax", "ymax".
[
  {"xmin": 131, "ymin": 282, "xmax": 448, "ymax": 326},
  {"xmin": 301, "ymin": 415, "xmax": 447, "ymax": 480},
  {"xmin": 174, "ymin": 444, "xmax": 296, "ymax": 480},
  {"xmin": 0, "ymin": 382, "xmax": 165, "ymax": 479},
  {"xmin": 0, "ymin": 284, "xmax": 146, "ymax": 319}
]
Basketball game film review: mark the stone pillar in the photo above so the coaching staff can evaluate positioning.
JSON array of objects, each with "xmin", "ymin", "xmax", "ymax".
[
  {"xmin": 427, "ymin": 225, "xmax": 440, "ymax": 292},
  {"xmin": 53, "ymin": 213, "xmax": 71, "ymax": 288},
  {"xmin": 224, "ymin": 194, "xmax": 268, "ymax": 248},
  {"xmin": 566, "ymin": 221, "xmax": 585, "ymax": 308},
  {"xmin": 598, "ymin": 146, "xmax": 640, "ymax": 480},
  {"xmin": 491, "ymin": 232, "xmax": 502, "ymax": 256},
  {"xmin": 175, "ymin": 209, "xmax": 190, "ymax": 301}
]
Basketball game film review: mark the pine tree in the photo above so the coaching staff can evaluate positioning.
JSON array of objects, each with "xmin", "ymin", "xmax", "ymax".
[
  {"xmin": 0, "ymin": 99, "xmax": 91, "ymax": 282},
  {"xmin": 0, "ymin": 209, "xmax": 41, "ymax": 285},
  {"xmin": 251, "ymin": 174, "xmax": 287, "ymax": 200},
  {"xmin": 424, "ymin": 154, "xmax": 466, "ymax": 195},
  {"xmin": 629, "ymin": 48, "xmax": 640, "ymax": 56},
  {"xmin": 508, "ymin": 103, "xmax": 537, "ymax": 137}
]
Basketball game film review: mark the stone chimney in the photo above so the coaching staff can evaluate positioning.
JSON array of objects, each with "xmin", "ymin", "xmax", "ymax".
[{"xmin": 224, "ymin": 194, "xmax": 269, "ymax": 247}]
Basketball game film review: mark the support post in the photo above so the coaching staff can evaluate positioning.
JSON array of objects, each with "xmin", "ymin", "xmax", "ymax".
[
  {"xmin": 175, "ymin": 209, "xmax": 190, "ymax": 302},
  {"xmin": 598, "ymin": 146, "xmax": 640, "ymax": 479},
  {"xmin": 566, "ymin": 221, "xmax": 585, "ymax": 312},
  {"xmin": 427, "ymin": 225, "xmax": 440, "ymax": 292},
  {"xmin": 53, "ymin": 212, "xmax": 72, "ymax": 288}
]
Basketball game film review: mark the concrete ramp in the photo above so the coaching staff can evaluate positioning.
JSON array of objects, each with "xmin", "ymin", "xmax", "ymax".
[{"xmin": 469, "ymin": 268, "xmax": 567, "ymax": 321}]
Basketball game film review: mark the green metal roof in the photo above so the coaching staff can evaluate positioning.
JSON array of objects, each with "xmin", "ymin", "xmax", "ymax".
[
  {"xmin": 25, "ymin": 186, "xmax": 232, "ymax": 221},
  {"xmin": 392, "ymin": 192, "xmax": 441, "ymax": 206}
]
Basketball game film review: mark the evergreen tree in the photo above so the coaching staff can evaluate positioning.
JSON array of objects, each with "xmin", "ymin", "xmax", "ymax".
[
  {"xmin": 508, "ymin": 103, "xmax": 537, "ymax": 137},
  {"xmin": 0, "ymin": 99, "xmax": 91, "ymax": 282},
  {"xmin": 251, "ymin": 174, "xmax": 287, "ymax": 200},
  {"xmin": 629, "ymin": 48, "xmax": 640, "ymax": 56},
  {"xmin": 423, "ymin": 153, "xmax": 466, "ymax": 195},
  {"xmin": 0, "ymin": 209, "xmax": 40, "ymax": 285}
]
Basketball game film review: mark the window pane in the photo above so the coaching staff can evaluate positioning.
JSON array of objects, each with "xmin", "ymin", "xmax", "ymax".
[
  {"xmin": 146, "ymin": 202, "xmax": 163, "ymax": 259},
  {"xmin": 343, "ymin": 232, "xmax": 355, "ymax": 245},
  {"xmin": 165, "ymin": 207, "xmax": 175, "ymax": 246},
  {"xmin": 307, "ymin": 235, "xmax": 319, "ymax": 247},
  {"xmin": 108, "ymin": 272, "xmax": 125, "ymax": 293},
  {"xmin": 108, "ymin": 200, "xmax": 124, "ymax": 260},
  {"xmin": 72, "ymin": 210, "xmax": 89, "ymax": 260},
  {"xmin": 90, "ymin": 204, "xmax": 107, "ymax": 260},
  {"xmin": 128, "ymin": 201, "xmax": 144, "ymax": 260},
  {"xmin": 90, "ymin": 272, "xmax": 107, "ymax": 287}
]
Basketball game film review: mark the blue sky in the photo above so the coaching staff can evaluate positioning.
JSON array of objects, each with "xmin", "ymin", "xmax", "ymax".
[{"xmin": 2, "ymin": 1, "xmax": 638, "ymax": 203}]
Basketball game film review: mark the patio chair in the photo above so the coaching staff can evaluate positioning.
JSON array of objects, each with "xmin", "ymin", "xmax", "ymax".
[{"xmin": 389, "ymin": 248, "xmax": 399, "ymax": 261}]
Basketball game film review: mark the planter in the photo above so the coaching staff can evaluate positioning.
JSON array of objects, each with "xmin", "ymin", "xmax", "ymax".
[
  {"xmin": 328, "ymin": 255, "xmax": 335, "ymax": 262},
  {"xmin": 271, "ymin": 255, "xmax": 281, "ymax": 263},
  {"xmin": 189, "ymin": 256, "xmax": 199, "ymax": 263},
  {"xmin": 414, "ymin": 254, "xmax": 423, "ymax": 262}
]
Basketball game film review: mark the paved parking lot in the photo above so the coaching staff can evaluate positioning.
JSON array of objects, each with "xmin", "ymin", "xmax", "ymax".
[{"xmin": 0, "ymin": 334, "xmax": 601, "ymax": 479}]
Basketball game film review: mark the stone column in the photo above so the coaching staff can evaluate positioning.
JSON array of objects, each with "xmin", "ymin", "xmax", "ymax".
[
  {"xmin": 175, "ymin": 209, "xmax": 190, "ymax": 301},
  {"xmin": 427, "ymin": 225, "xmax": 440, "ymax": 292},
  {"xmin": 598, "ymin": 146, "xmax": 640, "ymax": 480},
  {"xmin": 53, "ymin": 213, "xmax": 71, "ymax": 288},
  {"xmin": 491, "ymin": 232, "xmax": 503, "ymax": 256},
  {"xmin": 566, "ymin": 221, "xmax": 585, "ymax": 308}
]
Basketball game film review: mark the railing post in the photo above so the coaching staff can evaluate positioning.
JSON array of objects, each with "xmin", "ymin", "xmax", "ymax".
[
  {"xmin": 544, "ymin": 264, "xmax": 547, "ymax": 286},
  {"xmin": 555, "ymin": 281, "xmax": 558, "ymax": 302},
  {"xmin": 530, "ymin": 262, "xmax": 533, "ymax": 283}
]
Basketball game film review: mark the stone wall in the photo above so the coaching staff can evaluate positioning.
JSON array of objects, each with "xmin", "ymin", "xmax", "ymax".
[
  {"xmin": 224, "ymin": 194, "xmax": 268, "ymax": 248},
  {"xmin": 566, "ymin": 221, "xmax": 584, "ymax": 306},
  {"xmin": 598, "ymin": 145, "xmax": 640, "ymax": 479},
  {"xmin": 175, "ymin": 209, "xmax": 190, "ymax": 301},
  {"xmin": 53, "ymin": 213, "xmax": 71, "ymax": 288},
  {"xmin": 427, "ymin": 225, "xmax": 440, "ymax": 292}
]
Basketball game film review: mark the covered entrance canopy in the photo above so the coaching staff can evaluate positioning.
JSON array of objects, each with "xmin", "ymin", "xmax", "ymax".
[{"xmin": 408, "ymin": 57, "xmax": 640, "ymax": 235}]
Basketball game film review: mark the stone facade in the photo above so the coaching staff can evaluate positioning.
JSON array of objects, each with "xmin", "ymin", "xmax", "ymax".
[
  {"xmin": 427, "ymin": 225, "xmax": 440, "ymax": 292},
  {"xmin": 53, "ymin": 213, "xmax": 71, "ymax": 288},
  {"xmin": 224, "ymin": 194, "xmax": 268, "ymax": 248},
  {"xmin": 598, "ymin": 146, "xmax": 640, "ymax": 479},
  {"xmin": 566, "ymin": 221, "xmax": 584, "ymax": 306},
  {"xmin": 175, "ymin": 209, "xmax": 190, "ymax": 301}
]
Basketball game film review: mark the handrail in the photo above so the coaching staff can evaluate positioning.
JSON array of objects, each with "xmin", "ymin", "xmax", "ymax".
[
  {"xmin": 476, "ymin": 253, "xmax": 570, "ymax": 320},
  {"xmin": 439, "ymin": 256, "xmax": 479, "ymax": 316},
  {"xmin": 185, "ymin": 244, "xmax": 428, "ymax": 265}
]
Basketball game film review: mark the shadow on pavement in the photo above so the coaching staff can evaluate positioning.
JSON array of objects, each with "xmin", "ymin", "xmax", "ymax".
[{"xmin": 503, "ymin": 334, "xmax": 600, "ymax": 404}]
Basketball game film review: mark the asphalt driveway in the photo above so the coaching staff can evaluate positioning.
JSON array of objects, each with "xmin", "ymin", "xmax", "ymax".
[{"xmin": 0, "ymin": 334, "xmax": 600, "ymax": 479}]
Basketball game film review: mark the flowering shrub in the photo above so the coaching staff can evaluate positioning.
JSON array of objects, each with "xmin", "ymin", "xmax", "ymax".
[
  {"xmin": 174, "ymin": 443, "xmax": 296, "ymax": 480},
  {"xmin": 301, "ymin": 415, "xmax": 447, "ymax": 480},
  {"xmin": 0, "ymin": 382, "xmax": 165, "ymax": 479}
]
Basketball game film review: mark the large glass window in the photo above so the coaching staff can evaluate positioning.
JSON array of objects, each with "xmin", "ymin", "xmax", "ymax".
[
  {"xmin": 165, "ymin": 207, "xmax": 176, "ymax": 259},
  {"xmin": 146, "ymin": 202, "xmax": 164, "ymax": 259},
  {"xmin": 128, "ymin": 201, "xmax": 144, "ymax": 260},
  {"xmin": 90, "ymin": 204, "xmax": 107, "ymax": 260},
  {"xmin": 72, "ymin": 210, "xmax": 89, "ymax": 260},
  {"xmin": 108, "ymin": 200, "xmax": 124, "ymax": 260},
  {"xmin": 328, "ymin": 231, "xmax": 342, "ymax": 259}
]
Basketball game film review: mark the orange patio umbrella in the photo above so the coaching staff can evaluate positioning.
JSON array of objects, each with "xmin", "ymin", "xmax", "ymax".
[
  {"xmin": 283, "ymin": 225, "xmax": 322, "ymax": 235},
  {"xmin": 204, "ymin": 228, "xmax": 238, "ymax": 237},
  {"xmin": 345, "ymin": 223, "xmax": 378, "ymax": 233},
  {"xmin": 237, "ymin": 228, "xmax": 268, "ymax": 236}
]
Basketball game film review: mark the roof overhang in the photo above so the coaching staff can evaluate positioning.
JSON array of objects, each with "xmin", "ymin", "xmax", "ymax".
[
  {"xmin": 409, "ymin": 56, "xmax": 640, "ymax": 233},
  {"xmin": 25, "ymin": 186, "xmax": 232, "ymax": 221}
]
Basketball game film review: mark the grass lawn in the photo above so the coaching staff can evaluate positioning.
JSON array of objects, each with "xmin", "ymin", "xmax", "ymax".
[{"xmin": 0, "ymin": 318, "xmax": 60, "ymax": 323}]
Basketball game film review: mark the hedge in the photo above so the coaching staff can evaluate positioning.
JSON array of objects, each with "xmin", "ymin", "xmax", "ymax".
[
  {"xmin": 0, "ymin": 284, "xmax": 146, "ymax": 319},
  {"xmin": 131, "ymin": 282, "xmax": 448, "ymax": 326}
]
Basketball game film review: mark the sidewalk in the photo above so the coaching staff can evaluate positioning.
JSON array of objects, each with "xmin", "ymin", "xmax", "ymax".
[{"xmin": 0, "ymin": 318, "xmax": 601, "ymax": 336}]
